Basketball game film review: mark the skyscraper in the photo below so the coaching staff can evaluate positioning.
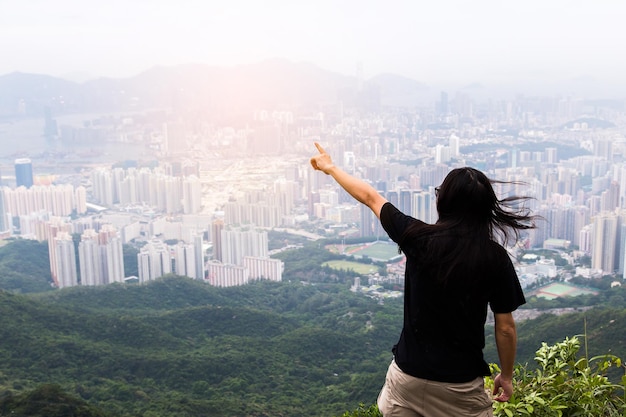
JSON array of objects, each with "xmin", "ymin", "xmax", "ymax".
[
  {"xmin": 591, "ymin": 211, "xmax": 619, "ymax": 274},
  {"xmin": 399, "ymin": 190, "xmax": 412, "ymax": 215},
  {"xmin": 14, "ymin": 158, "xmax": 34, "ymax": 188},
  {"xmin": 359, "ymin": 204, "xmax": 376, "ymax": 238},
  {"xmin": 78, "ymin": 225, "xmax": 125, "ymax": 286},
  {"xmin": 54, "ymin": 232, "xmax": 78, "ymax": 288},
  {"xmin": 206, "ymin": 262, "xmax": 249, "ymax": 287},
  {"xmin": 194, "ymin": 234, "xmax": 205, "ymax": 280},
  {"xmin": 411, "ymin": 190, "xmax": 435, "ymax": 223},
  {"xmin": 221, "ymin": 227, "xmax": 268, "ymax": 265},
  {"xmin": 172, "ymin": 242, "xmax": 197, "ymax": 279},
  {"xmin": 78, "ymin": 230, "xmax": 103, "ymax": 286},
  {"xmin": 47, "ymin": 219, "xmax": 73, "ymax": 287},
  {"xmin": 211, "ymin": 219, "xmax": 224, "ymax": 262},
  {"xmin": 0, "ymin": 190, "xmax": 9, "ymax": 234},
  {"xmin": 182, "ymin": 175, "xmax": 201, "ymax": 214},
  {"xmin": 437, "ymin": 91, "xmax": 449, "ymax": 117},
  {"xmin": 243, "ymin": 256, "xmax": 283, "ymax": 282},
  {"xmin": 137, "ymin": 240, "xmax": 171, "ymax": 283}
]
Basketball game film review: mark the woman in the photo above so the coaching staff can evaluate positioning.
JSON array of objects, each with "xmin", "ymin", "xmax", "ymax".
[{"xmin": 310, "ymin": 143, "xmax": 536, "ymax": 417}]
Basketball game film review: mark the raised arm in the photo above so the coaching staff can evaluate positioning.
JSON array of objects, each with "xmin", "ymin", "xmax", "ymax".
[
  {"xmin": 492, "ymin": 312, "xmax": 518, "ymax": 402},
  {"xmin": 310, "ymin": 142, "xmax": 387, "ymax": 218}
]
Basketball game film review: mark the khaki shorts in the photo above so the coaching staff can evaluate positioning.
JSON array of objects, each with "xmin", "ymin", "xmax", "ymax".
[{"xmin": 377, "ymin": 360, "xmax": 493, "ymax": 417}]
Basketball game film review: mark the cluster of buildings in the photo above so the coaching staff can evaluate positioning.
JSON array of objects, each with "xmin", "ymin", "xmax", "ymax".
[
  {"xmin": 0, "ymin": 158, "xmax": 284, "ymax": 289},
  {"xmin": 1, "ymin": 90, "xmax": 626, "ymax": 292},
  {"xmin": 206, "ymin": 221, "xmax": 283, "ymax": 287},
  {"xmin": 49, "ymin": 222, "xmax": 124, "ymax": 288},
  {"xmin": 90, "ymin": 167, "xmax": 201, "ymax": 214},
  {"xmin": 313, "ymin": 136, "xmax": 626, "ymax": 283},
  {"xmin": 298, "ymin": 95, "xmax": 626, "ymax": 285}
]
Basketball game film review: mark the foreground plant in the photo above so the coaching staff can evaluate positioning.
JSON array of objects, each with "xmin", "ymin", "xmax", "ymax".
[
  {"xmin": 338, "ymin": 403, "xmax": 381, "ymax": 417},
  {"xmin": 342, "ymin": 336, "xmax": 626, "ymax": 417},
  {"xmin": 486, "ymin": 336, "xmax": 626, "ymax": 416}
]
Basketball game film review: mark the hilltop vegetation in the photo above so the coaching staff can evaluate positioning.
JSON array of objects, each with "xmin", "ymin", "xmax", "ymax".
[
  {"xmin": 0, "ymin": 278, "xmax": 401, "ymax": 416},
  {"xmin": 343, "ymin": 336, "xmax": 626, "ymax": 417},
  {"xmin": 1, "ymin": 240, "xmax": 626, "ymax": 415},
  {"xmin": 0, "ymin": 384, "xmax": 108, "ymax": 417},
  {"xmin": 1, "ymin": 276, "xmax": 626, "ymax": 416},
  {"xmin": 0, "ymin": 239, "xmax": 53, "ymax": 293}
]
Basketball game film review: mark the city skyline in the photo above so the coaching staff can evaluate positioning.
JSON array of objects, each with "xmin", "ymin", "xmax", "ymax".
[
  {"xmin": 1, "ymin": 1, "xmax": 626, "ymax": 288},
  {"xmin": 1, "ymin": 82, "xmax": 626, "ymax": 286},
  {"xmin": 1, "ymin": 0, "xmax": 625, "ymax": 91}
]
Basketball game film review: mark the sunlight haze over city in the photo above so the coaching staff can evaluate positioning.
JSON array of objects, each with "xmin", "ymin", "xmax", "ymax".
[{"xmin": 1, "ymin": 0, "xmax": 625, "ymax": 88}]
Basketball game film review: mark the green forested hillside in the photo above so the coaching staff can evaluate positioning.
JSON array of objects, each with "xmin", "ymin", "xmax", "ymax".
[
  {"xmin": 0, "ymin": 239, "xmax": 53, "ymax": 293},
  {"xmin": 1, "ymin": 276, "xmax": 625, "ymax": 416},
  {"xmin": 0, "ymin": 278, "xmax": 401, "ymax": 417},
  {"xmin": 1, "ymin": 239, "xmax": 626, "ymax": 416},
  {"xmin": 484, "ymin": 305, "xmax": 626, "ymax": 369},
  {"xmin": 0, "ymin": 384, "xmax": 109, "ymax": 417}
]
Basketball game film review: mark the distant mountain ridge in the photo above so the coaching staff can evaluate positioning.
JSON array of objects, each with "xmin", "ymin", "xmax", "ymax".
[
  {"xmin": 0, "ymin": 59, "xmax": 433, "ymax": 119},
  {"xmin": 2, "ymin": 59, "xmax": 624, "ymax": 120}
]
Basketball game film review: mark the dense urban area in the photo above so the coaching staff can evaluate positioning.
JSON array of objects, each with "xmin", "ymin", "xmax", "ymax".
[{"xmin": 1, "ymin": 80, "xmax": 625, "ymax": 300}]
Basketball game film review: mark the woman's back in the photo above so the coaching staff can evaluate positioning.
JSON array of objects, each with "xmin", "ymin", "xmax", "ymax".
[{"xmin": 380, "ymin": 202, "xmax": 525, "ymax": 382}]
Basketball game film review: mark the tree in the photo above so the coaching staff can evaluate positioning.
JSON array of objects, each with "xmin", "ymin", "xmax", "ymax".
[{"xmin": 0, "ymin": 384, "xmax": 110, "ymax": 417}]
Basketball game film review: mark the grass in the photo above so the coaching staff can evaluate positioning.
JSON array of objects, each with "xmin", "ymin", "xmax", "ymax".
[
  {"xmin": 322, "ymin": 260, "xmax": 379, "ymax": 275},
  {"xmin": 533, "ymin": 282, "xmax": 598, "ymax": 300},
  {"xmin": 351, "ymin": 241, "xmax": 400, "ymax": 262},
  {"xmin": 327, "ymin": 241, "xmax": 401, "ymax": 263}
]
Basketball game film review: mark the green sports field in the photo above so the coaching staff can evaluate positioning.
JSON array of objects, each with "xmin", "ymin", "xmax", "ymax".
[
  {"xmin": 533, "ymin": 282, "xmax": 598, "ymax": 300},
  {"xmin": 350, "ymin": 241, "xmax": 402, "ymax": 262},
  {"xmin": 322, "ymin": 260, "xmax": 379, "ymax": 275}
]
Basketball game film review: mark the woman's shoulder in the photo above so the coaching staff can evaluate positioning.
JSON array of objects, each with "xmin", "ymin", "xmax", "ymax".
[
  {"xmin": 485, "ymin": 240, "xmax": 515, "ymax": 264},
  {"xmin": 381, "ymin": 201, "xmax": 422, "ymax": 224},
  {"xmin": 380, "ymin": 202, "xmax": 426, "ymax": 246}
]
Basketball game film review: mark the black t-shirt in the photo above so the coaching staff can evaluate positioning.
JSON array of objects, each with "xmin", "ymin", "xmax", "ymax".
[{"xmin": 380, "ymin": 202, "xmax": 525, "ymax": 383}]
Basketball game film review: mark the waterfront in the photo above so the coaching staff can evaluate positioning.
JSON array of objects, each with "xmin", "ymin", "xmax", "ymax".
[{"xmin": 0, "ymin": 114, "xmax": 154, "ymax": 181}]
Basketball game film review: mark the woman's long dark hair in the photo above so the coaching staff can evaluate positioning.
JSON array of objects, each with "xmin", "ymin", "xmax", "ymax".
[{"xmin": 398, "ymin": 167, "xmax": 537, "ymax": 284}]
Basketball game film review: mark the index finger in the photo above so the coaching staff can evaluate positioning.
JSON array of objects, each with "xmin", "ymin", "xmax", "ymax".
[{"xmin": 314, "ymin": 142, "xmax": 326, "ymax": 154}]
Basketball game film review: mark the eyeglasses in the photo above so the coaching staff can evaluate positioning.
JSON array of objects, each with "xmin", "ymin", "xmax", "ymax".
[{"xmin": 434, "ymin": 187, "xmax": 440, "ymax": 196}]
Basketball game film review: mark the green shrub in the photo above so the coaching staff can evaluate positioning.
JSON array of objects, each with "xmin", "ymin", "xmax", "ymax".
[
  {"xmin": 342, "ymin": 336, "xmax": 626, "ymax": 417},
  {"xmin": 486, "ymin": 336, "xmax": 625, "ymax": 416},
  {"xmin": 338, "ymin": 402, "xmax": 381, "ymax": 417}
]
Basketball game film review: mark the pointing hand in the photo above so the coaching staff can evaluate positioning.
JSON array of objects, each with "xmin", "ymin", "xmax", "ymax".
[{"xmin": 310, "ymin": 142, "xmax": 334, "ymax": 174}]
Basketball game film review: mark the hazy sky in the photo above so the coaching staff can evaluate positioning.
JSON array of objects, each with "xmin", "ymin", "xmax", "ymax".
[{"xmin": 1, "ymin": 0, "xmax": 624, "ymax": 85}]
